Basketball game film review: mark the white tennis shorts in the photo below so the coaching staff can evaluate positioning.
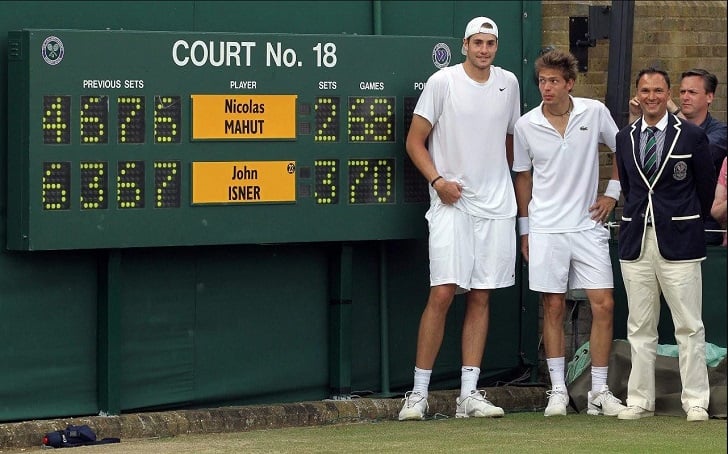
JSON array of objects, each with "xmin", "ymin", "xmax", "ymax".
[
  {"xmin": 528, "ymin": 224, "xmax": 614, "ymax": 293},
  {"xmin": 426, "ymin": 203, "xmax": 516, "ymax": 292}
]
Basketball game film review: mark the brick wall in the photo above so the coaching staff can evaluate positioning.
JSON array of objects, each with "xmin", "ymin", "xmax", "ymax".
[
  {"xmin": 536, "ymin": 0, "xmax": 727, "ymax": 382},
  {"xmin": 630, "ymin": 1, "xmax": 727, "ymax": 121},
  {"xmin": 543, "ymin": 1, "xmax": 727, "ymax": 120},
  {"xmin": 542, "ymin": 0, "xmax": 726, "ymax": 192}
]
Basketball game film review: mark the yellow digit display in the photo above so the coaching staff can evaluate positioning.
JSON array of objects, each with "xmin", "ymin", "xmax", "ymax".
[
  {"xmin": 118, "ymin": 96, "xmax": 145, "ymax": 143},
  {"xmin": 314, "ymin": 97, "xmax": 339, "ymax": 142},
  {"xmin": 41, "ymin": 161, "xmax": 71, "ymax": 210},
  {"xmin": 347, "ymin": 96, "xmax": 395, "ymax": 143},
  {"xmin": 42, "ymin": 96, "xmax": 70, "ymax": 144},
  {"xmin": 154, "ymin": 161, "xmax": 181, "ymax": 208},
  {"xmin": 118, "ymin": 161, "xmax": 145, "ymax": 209},
  {"xmin": 348, "ymin": 159, "xmax": 394, "ymax": 204},
  {"xmin": 314, "ymin": 160, "xmax": 338, "ymax": 204},
  {"xmin": 80, "ymin": 161, "xmax": 108, "ymax": 209},
  {"xmin": 80, "ymin": 96, "xmax": 108, "ymax": 144},
  {"xmin": 154, "ymin": 96, "xmax": 181, "ymax": 143}
]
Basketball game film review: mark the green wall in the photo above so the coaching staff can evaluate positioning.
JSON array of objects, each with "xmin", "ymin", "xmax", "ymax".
[{"xmin": 0, "ymin": 1, "xmax": 542, "ymax": 422}]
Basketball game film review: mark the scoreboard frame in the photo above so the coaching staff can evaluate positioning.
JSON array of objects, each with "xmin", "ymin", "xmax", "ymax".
[{"xmin": 7, "ymin": 29, "xmax": 462, "ymax": 250}]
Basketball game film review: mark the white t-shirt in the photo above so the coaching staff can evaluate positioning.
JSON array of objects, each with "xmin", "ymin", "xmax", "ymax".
[
  {"xmin": 415, "ymin": 64, "xmax": 520, "ymax": 218},
  {"xmin": 512, "ymin": 96, "xmax": 618, "ymax": 232}
]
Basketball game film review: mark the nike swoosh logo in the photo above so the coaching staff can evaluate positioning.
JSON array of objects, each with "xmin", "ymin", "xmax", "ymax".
[{"xmin": 499, "ymin": 87, "xmax": 506, "ymax": 91}]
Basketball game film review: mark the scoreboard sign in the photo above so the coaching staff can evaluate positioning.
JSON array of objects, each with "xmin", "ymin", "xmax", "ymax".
[{"xmin": 7, "ymin": 29, "xmax": 460, "ymax": 250}]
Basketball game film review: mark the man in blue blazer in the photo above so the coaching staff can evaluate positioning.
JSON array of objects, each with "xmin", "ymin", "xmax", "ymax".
[{"xmin": 615, "ymin": 67, "xmax": 716, "ymax": 422}]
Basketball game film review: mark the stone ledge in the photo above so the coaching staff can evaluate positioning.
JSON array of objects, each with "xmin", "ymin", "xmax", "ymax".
[{"xmin": 0, "ymin": 386, "xmax": 547, "ymax": 449}]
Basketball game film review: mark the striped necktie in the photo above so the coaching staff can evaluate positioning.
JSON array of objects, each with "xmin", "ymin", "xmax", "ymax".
[{"xmin": 643, "ymin": 126, "xmax": 658, "ymax": 184}]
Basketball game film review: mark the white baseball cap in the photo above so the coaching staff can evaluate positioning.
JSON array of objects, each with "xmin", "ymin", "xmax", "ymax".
[{"xmin": 461, "ymin": 17, "xmax": 499, "ymax": 55}]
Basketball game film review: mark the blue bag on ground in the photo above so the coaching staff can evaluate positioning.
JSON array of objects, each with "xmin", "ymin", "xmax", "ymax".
[{"xmin": 42, "ymin": 424, "xmax": 120, "ymax": 448}]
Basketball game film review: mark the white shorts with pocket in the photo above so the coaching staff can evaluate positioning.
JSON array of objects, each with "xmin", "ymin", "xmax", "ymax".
[
  {"xmin": 528, "ymin": 224, "xmax": 613, "ymax": 293},
  {"xmin": 426, "ymin": 203, "xmax": 515, "ymax": 292}
]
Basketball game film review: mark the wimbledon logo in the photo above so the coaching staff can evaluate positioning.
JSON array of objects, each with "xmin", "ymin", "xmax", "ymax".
[
  {"xmin": 432, "ymin": 43, "xmax": 451, "ymax": 69},
  {"xmin": 42, "ymin": 36, "xmax": 64, "ymax": 65}
]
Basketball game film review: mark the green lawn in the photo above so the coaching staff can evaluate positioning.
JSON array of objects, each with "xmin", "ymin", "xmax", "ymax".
[{"xmin": 16, "ymin": 412, "xmax": 727, "ymax": 454}]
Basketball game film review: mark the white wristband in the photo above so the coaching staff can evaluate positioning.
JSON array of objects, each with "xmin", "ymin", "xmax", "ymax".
[
  {"xmin": 604, "ymin": 179, "xmax": 621, "ymax": 200},
  {"xmin": 518, "ymin": 217, "xmax": 529, "ymax": 236}
]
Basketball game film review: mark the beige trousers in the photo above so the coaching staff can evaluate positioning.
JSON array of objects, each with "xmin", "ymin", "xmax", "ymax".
[{"xmin": 620, "ymin": 227, "xmax": 710, "ymax": 413}]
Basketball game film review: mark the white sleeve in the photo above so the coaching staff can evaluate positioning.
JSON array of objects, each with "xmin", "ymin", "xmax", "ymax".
[
  {"xmin": 512, "ymin": 118, "xmax": 533, "ymax": 172},
  {"xmin": 506, "ymin": 73, "xmax": 521, "ymax": 135},
  {"xmin": 413, "ymin": 69, "xmax": 448, "ymax": 127}
]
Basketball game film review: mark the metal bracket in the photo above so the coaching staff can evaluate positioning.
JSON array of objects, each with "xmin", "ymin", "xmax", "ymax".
[
  {"xmin": 569, "ymin": 6, "xmax": 611, "ymax": 72},
  {"xmin": 589, "ymin": 5, "xmax": 612, "ymax": 40}
]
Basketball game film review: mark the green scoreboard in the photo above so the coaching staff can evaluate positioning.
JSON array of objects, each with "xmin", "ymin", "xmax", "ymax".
[{"xmin": 7, "ymin": 29, "xmax": 461, "ymax": 250}]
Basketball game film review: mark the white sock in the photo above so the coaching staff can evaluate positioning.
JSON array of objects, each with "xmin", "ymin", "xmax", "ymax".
[
  {"xmin": 460, "ymin": 366, "xmax": 480, "ymax": 400},
  {"xmin": 591, "ymin": 366, "xmax": 608, "ymax": 394},
  {"xmin": 546, "ymin": 357, "xmax": 566, "ymax": 392},
  {"xmin": 413, "ymin": 367, "xmax": 432, "ymax": 397}
]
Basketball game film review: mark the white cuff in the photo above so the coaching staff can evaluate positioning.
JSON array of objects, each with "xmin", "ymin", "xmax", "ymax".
[
  {"xmin": 518, "ymin": 217, "xmax": 529, "ymax": 236},
  {"xmin": 604, "ymin": 179, "xmax": 621, "ymax": 200}
]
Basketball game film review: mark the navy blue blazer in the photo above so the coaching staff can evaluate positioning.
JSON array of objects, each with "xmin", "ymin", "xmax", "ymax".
[{"xmin": 615, "ymin": 114, "xmax": 716, "ymax": 261}]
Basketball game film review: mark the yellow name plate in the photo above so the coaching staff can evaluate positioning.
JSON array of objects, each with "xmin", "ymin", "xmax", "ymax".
[
  {"xmin": 191, "ymin": 94, "xmax": 297, "ymax": 140},
  {"xmin": 192, "ymin": 161, "xmax": 296, "ymax": 204}
]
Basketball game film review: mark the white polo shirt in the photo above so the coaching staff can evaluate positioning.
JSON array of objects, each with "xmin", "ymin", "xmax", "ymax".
[
  {"xmin": 513, "ymin": 96, "xmax": 618, "ymax": 232},
  {"xmin": 416, "ymin": 64, "xmax": 521, "ymax": 219}
]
